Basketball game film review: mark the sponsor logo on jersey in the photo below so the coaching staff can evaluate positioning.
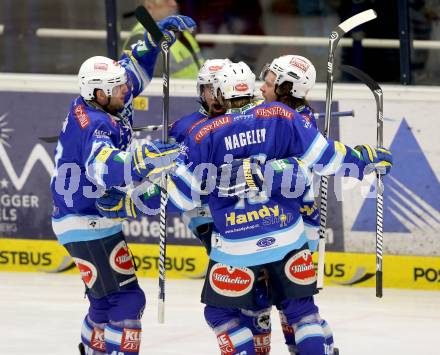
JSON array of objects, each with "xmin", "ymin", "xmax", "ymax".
[
  {"xmin": 187, "ymin": 116, "xmax": 208, "ymax": 134},
  {"xmin": 224, "ymin": 128, "xmax": 266, "ymax": 151},
  {"xmin": 255, "ymin": 105, "xmax": 293, "ymax": 120},
  {"xmin": 73, "ymin": 257, "xmax": 97, "ymax": 288},
  {"xmin": 225, "ymin": 205, "xmax": 279, "ymax": 226},
  {"xmin": 94, "ymin": 63, "xmax": 108, "ymax": 71},
  {"xmin": 217, "ymin": 332, "xmax": 236, "ymax": 355},
  {"xmin": 256, "ymin": 237, "xmax": 276, "ymax": 248},
  {"xmin": 289, "ymin": 57, "xmax": 310, "ymax": 72},
  {"xmin": 194, "ymin": 115, "xmax": 232, "ymax": 143},
  {"xmin": 284, "ymin": 250, "xmax": 316, "ymax": 285},
  {"xmin": 93, "ymin": 129, "xmax": 111, "ymax": 139},
  {"xmin": 96, "ymin": 147, "xmax": 117, "ymax": 163},
  {"xmin": 235, "ymin": 83, "xmax": 249, "ymax": 92},
  {"xmin": 73, "ymin": 104, "xmax": 90, "ymax": 129},
  {"xmin": 209, "ymin": 263, "xmax": 254, "ymax": 297},
  {"xmin": 109, "ymin": 240, "xmax": 135, "ymax": 275},
  {"xmin": 90, "ymin": 328, "xmax": 105, "ymax": 352},
  {"xmin": 233, "ymin": 114, "xmax": 253, "ymax": 121},
  {"xmin": 120, "ymin": 328, "xmax": 141, "ymax": 352},
  {"xmin": 262, "ymin": 209, "xmax": 293, "ymax": 228},
  {"xmin": 300, "ymin": 202, "xmax": 318, "ymax": 217}
]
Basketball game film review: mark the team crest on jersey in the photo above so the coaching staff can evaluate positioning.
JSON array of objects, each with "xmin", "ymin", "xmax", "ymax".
[
  {"xmin": 73, "ymin": 104, "xmax": 90, "ymax": 129},
  {"xmin": 301, "ymin": 114, "xmax": 312, "ymax": 128},
  {"xmin": 109, "ymin": 241, "xmax": 135, "ymax": 275},
  {"xmin": 194, "ymin": 115, "xmax": 232, "ymax": 143},
  {"xmin": 284, "ymin": 250, "xmax": 316, "ymax": 285},
  {"xmin": 209, "ymin": 263, "xmax": 254, "ymax": 297},
  {"xmin": 289, "ymin": 57, "xmax": 310, "ymax": 72},
  {"xmin": 73, "ymin": 258, "xmax": 98, "ymax": 288}
]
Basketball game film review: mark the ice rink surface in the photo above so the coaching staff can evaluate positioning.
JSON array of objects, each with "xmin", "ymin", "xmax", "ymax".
[{"xmin": 0, "ymin": 272, "xmax": 439, "ymax": 355}]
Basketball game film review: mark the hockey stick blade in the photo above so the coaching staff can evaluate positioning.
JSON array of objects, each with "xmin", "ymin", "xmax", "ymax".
[
  {"xmin": 340, "ymin": 65, "xmax": 381, "ymax": 92},
  {"xmin": 134, "ymin": 6, "xmax": 163, "ymax": 43},
  {"xmin": 338, "ymin": 9, "xmax": 377, "ymax": 35}
]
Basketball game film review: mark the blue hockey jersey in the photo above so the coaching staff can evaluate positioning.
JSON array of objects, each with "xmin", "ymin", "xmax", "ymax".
[
  {"xmin": 51, "ymin": 41, "xmax": 160, "ymax": 245},
  {"xmin": 168, "ymin": 101, "xmax": 366, "ymax": 267}
]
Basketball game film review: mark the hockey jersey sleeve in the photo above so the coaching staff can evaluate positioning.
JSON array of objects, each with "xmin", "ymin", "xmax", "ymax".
[
  {"xmin": 119, "ymin": 37, "xmax": 160, "ymax": 98},
  {"xmin": 290, "ymin": 112, "xmax": 367, "ymax": 180},
  {"xmin": 166, "ymin": 135, "xmax": 211, "ymax": 212},
  {"xmin": 83, "ymin": 119, "xmax": 133, "ymax": 189}
]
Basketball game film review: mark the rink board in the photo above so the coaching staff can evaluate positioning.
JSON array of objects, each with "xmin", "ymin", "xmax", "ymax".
[{"xmin": 0, "ymin": 238, "xmax": 439, "ymax": 290}]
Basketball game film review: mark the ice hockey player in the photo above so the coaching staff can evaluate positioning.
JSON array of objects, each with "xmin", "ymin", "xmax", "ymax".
[
  {"xmin": 49, "ymin": 15, "xmax": 195, "ymax": 355},
  {"xmin": 97, "ymin": 60, "xmax": 392, "ymax": 355},
  {"xmin": 230, "ymin": 54, "xmax": 333, "ymax": 355},
  {"xmin": 166, "ymin": 61, "xmax": 392, "ymax": 355},
  {"xmin": 95, "ymin": 58, "xmax": 309, "ymax": 355}
]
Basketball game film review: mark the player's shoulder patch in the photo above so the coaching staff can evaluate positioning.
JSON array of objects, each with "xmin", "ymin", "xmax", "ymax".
[
  {"xmin": 193, "ymin": 115, "xmax": 232, "ymax": 144},
  {"xmin": 254, "ymin": 102, "xmax": 294, "ymax": 120},
  {"xmin": 73, "ymin": 104, "xmax": 91, "ymax": 129}
]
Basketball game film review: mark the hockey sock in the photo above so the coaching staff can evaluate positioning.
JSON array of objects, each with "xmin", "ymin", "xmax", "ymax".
[
  {"xmin": 80, "ymin": 316, "xmax": 106, "ymax": 355},
  {"xmin": 240, "ymin": 308, "xmax": 272, "ymax": 355},
  {"xmin": 292, "ymin": 313, "xmax": 325, "ymax": 355},
  {"xmin": 104, "ymin": 319, "xmax": 142, "ymax": 355},
  {"xmin": 216, "ymin": 324, "xmax": 256, "ymax": 355},
  {"xmin": 204, "ymin": 306, "xmax": 256, "ymax": 355},
  {"xmin": 321, "ymin": 319, "xmax": 335, "ymax": 355},
  {"xmin": 279, "ymin": 310, "xmax": 297, "ymax": 354},
  {"xmin": 281, "ymin": 297, "xmax": 326, "ymax": 355}
]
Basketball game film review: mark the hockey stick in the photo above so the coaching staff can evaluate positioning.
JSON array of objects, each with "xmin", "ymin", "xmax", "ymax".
[
  {"xmin": 38, "ymin": 111, "xmax": 355, "ymax": 143},
  {"xmin": 340, "ymin": 64, "xmax": 384, "ymax": 298},
  {"xmin": 317, "ymin": 9, "xmax": 377, "ymax": 290},
  {"xmin": 135, "ymin": 5, "xmax": 170, "ymax": 322}
]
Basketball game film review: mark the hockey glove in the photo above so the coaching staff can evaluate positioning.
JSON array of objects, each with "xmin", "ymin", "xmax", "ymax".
[
  {"xmin": 143, "ymin": 28, "xmax": 176, "ymax": 50},
  {"xmin": 96, "ymin": 185, "xmax": 160, "ymax": 220},
  {"xmin": 217, "ymin": 156, "xmax": 310, "ymax": 197},
  {"xmin": 355, "ymin": 144, "xmax": 393, "ymax": 175},
  {"xmin": 216, "ymin": 157, "xmax": 264, "ymax": 197},
  {"xmin": 131, "ymin": 141, "xmax": 180, "ymax": 182},
  {"xmin": 158, "ymin": 15, "xmax": 196, "ymax": 34}
]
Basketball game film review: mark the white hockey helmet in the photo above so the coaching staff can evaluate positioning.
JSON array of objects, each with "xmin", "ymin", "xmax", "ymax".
[
  {"xmin": 197, "ymin": 58, "xmax": 231, "ymax": 97},
  {"xmin": 212, "ymin": 61, "xmax": 256, "ymax": 100},
  {"xmin": 78, "ymin": 56, "xmax": 127, "ymax": 100},
  {"xmin": 260, "ymin": 55, "xmax": 316, "ymax": 98}
]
